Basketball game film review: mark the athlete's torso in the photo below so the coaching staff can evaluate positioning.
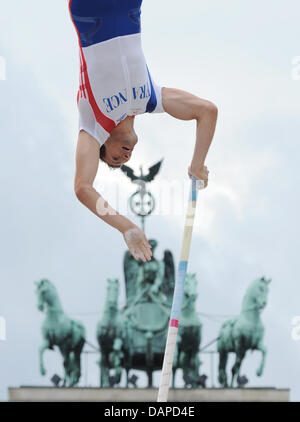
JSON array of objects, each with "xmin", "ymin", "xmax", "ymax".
[{"xmin": 68, "ymin": 0, "xmax": 163, "ymax": 145}]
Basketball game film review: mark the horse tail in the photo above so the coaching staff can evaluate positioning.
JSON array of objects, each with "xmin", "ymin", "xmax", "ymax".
[
  {"xmin": 217, "ymin": 319, "xmax": 235, "ymax": 352},
  {"xmin": 71, "ymin": 320, "xmax": 86, "ymax": 350}
]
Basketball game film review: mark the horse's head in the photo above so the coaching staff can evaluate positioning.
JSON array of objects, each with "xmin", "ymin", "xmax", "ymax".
[
  {"xmin": 243, "ymin": 276, "xmax": 271, "ymax": 312},
  {"xmin": 106, "ymin": 278, "xmax": 119, "ymax": 308},
  {"xmin": 148, "ymin": 239, "xmax": 158, "ymax": 254},
  {"xmin": 34, "ymin": 279, "xmax": 57, "ymax": 312},
  {"xmin": 184, "ymin": 273, "xmax": 198, "ymax": 302}
]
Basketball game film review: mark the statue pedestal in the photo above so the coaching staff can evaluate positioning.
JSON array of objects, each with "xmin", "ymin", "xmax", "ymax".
[{"xmin": 8, "ymin": 387, "xmax": 290, "ymax": 402}]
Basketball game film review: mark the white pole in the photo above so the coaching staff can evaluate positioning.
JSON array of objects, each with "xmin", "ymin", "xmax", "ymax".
[{"xmin": 157, "ymin": 176, "xmax": 203, "ymax": 402}]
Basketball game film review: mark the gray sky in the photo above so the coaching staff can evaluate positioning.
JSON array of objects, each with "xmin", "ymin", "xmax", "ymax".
[{"xmin": 1, "ymin": 0, "xmax": 300, "ymax": 401}]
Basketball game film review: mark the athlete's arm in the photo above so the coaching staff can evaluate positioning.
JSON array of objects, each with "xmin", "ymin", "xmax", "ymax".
[
  {"xmin": 74, "ymin": 130, "xmax": 152, "ymax": 262},
  {"xmin": 161, "ymin": 87, "xmax": 218, "ymax": 187}
]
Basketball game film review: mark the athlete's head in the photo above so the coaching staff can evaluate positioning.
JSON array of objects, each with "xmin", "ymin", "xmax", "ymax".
[{"xmin": 100, "ymin": 119, "xmax": 138, "ymax": 168}]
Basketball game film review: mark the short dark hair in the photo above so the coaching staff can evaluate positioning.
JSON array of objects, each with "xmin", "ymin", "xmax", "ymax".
[{"xmin": 99, "ymin": 144, "xmax": 121, "ymax": 169}]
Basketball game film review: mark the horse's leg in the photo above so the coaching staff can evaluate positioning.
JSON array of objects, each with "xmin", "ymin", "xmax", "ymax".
[
  {"xmin": 172, "ymin": 368, "xmax": 176, "ymax": 388},
  {"xmin": 73, "ymin": 351, "xmax": 81, "ymax": 385},
  {"xmin": 101, "ymin": 364, "xmax": 109, "ymax": 387},
  {"xmin": 147, "ymin": 369, "xmax": 153, "ymax": 388},
  {"xmin": 71, "ymin": 332, "xmax": 85, "ymax": 386},
  {"xmin": 185, "ymin": 352, "xmax": 194, "ymax": 386},
  {"xmin": 195, "ymin": 353, "xmax": 201, "ymax": 379},
  {"xmin": 67, "ymin": 351, "xmax": 76, "ymax": 387},
  {"xmin": 191, "ymin": 354, "xmax": 199, "ymax": 387},
  {"xmin": 230, "ymin": 353, "xmax": 237, "ymax": 388},
  {"xmin": 98, "ymin": 350, "xmax": 102, "ymax": 387},
  {"xmin": 39, "ymin": 339, "xmax": 50, "ymax": 376},
  {"xmin": 192, "ymin": 327, "xmax": 201, "ymax": 386},
  {"xmin": 101, "ymin": 354, "xmax": 110, "ymax": 387},
  {"xmin": 126, "ymin": 369, "xmax": 129, "ymax": 388},
  {"xmin": 74, "ymin": 338, "xmax": 85, "ymax": 385},
  {"xmin": 70, "ymin": 347, "xmax": 82, "ymax": 386},
  {"xmin": 256, "ymin": 342, "xmax": 267, "ymax": 376},
  {"xmin": 100, "ymin": 357, "xmax": 103, "ymax": 387},
  {"xmin": 110, "ymin": 338, "xmax": 124, "ymax": 386},
  {"xmin": 181, "ymin": 352, "xmax": 189, "ymax": 387},
  {"xmin": 218, "ymin": 350, "xmax": 228, "ymax": 388},
  {"xmin": 114, "ymin": 359, "xmax": 122, "ymax": 385},
  {"xmin": 60, "ymin": 347, "xmax": 70, "ymax": 387},
  {"xmin": 230, "ymin": 349, "xmax": 245, "ymax": 388}
]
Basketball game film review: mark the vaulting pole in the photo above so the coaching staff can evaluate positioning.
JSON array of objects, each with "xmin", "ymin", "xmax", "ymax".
[{"xmin": 157, "ymin": 176, "xmax": 203, "ymax": 402}]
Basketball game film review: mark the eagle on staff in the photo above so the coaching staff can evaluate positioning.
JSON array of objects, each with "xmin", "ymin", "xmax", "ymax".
[
  {"xmin": 120, "ymin": 159, "xmax": 163, "ymax": 185},
  {"xmin": 120, "ymin": 159, "xmax": 163, "ymax": 232},
  {"xmin": 121, "ymin": 160, "xmax": 163, "ymax": 183}
]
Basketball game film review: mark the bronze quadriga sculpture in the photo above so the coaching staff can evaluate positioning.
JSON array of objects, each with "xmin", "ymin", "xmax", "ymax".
[{"xmin": 97, "ymin": 241, "xmax": 203, "ymax": 388}]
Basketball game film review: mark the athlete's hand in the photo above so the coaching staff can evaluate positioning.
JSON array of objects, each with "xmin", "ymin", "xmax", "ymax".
[
  {"xmin": 123, "ymin": 225, "xmax": 152, "ymax": 262},
  {"xmin": 188, "ymin": 164, "xmax": 209, "ymax": 189}
]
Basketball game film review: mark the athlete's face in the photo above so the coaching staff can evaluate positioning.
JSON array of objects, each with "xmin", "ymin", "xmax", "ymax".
[{"xmin": 103, "ymin": 134, "xmax": 138, "ymax": 167}]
